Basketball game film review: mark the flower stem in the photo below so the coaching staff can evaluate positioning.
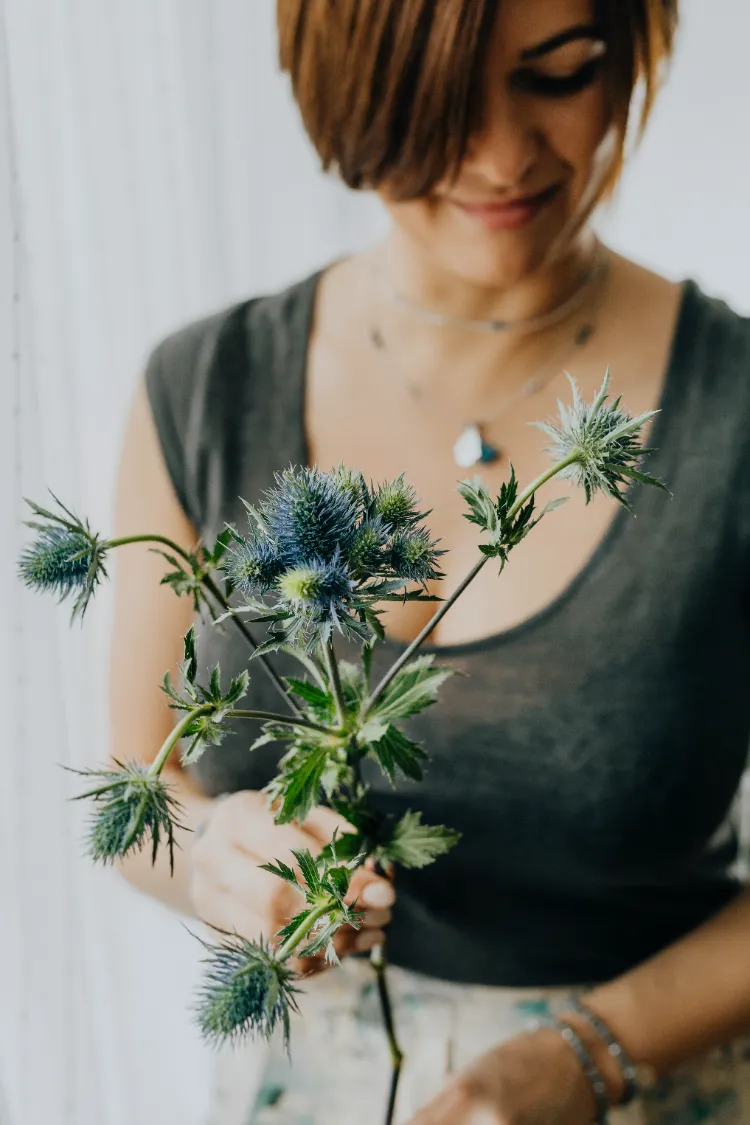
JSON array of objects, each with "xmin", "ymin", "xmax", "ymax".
[
  {"xmin": 227, "ymin": 709, "xmax": 334, "ymax": 736},
  {"xmin": 275, "ymin": 897, "xmax": 337, "ymax": 962},
  {"xmin": 322, "ymin": 639, "xmax": 347, "ymax": 731},
  {"xmin": 148, "ymin": 705, "xmax": 214, "ymax": 778},
  {"xmin": 370, "ymin": 942, "xmax": 404, "ymax": 1125},
  {"xmin": 360, "ymin": 452, "xmax": 580, "ymax": 718},
  {"xmin": 105, "ymin": 533, "xmax": 304, "ymax": 719}
]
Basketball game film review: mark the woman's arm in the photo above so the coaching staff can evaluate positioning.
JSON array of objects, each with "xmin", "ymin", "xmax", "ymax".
[
  {"xmin": 108, "ymin": 375, "xmax": 216, "ymax": 917},
  {"xmin": 573, "ymin": 885, "xmax": 750, "ymax": 1097},
  {"xmin": 408, "ymin": 886, "xmax": 750, "ymax": 1123}
]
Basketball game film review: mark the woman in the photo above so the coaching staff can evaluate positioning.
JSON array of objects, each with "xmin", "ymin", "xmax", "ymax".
[{"xmin": 111, "ymin": 0, "xmax": 750, "ymax": 1122}]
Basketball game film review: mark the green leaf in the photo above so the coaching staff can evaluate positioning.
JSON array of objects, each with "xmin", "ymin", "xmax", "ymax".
[
  {"xmin": 325, "ymin": 865, "xmax": 351, "ymax": 900},
  {"xmin": 258, "ymin": 859, "xmax": 301, "ymax": 889},
  {"xmin": 542, "ymin": 496, "xmax": 570, "ymax": 515},
  {"xmin": 290, "ymin": 848, "xmax": 320, "ymax": 893},
  {"xmin": 357, "ymin": 717, "xmax": 389, "ymax": 745},
  {"xmin": 318, "ymin": 830, "xmax": 365, "ymax": 866},
  {"xmin": 368, "ymin": 654, "xmax": 454, "ymax": 723},
  {"xmin": 368, "ymin": 724, "xmax": 427, "ymax": 783},
  {"xmin": 268, "ymin": 744, "xmax": 330, "ymax": 824},
  {"xmin": 276, "ymin": 907, "xmax": 313, "ymax": 941},
  {"xmin": 298, "ymin": 917, "xmax": 341, "ymax": 961},
  {"xmin": 284, "ymin": 677, "xmax": 332, "ymax": 713},
  {"xmin": 183, "ymin": 626, "xmax": 198, "ymax": 684},
  {"xmin": 380, "ymin": 810, "xmax": 461, "ymax": 869}
]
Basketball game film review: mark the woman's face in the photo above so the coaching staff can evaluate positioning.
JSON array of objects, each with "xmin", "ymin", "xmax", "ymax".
[{"xmin": 379, "ymin": 0, "xmax": 614, "ymax": 288}]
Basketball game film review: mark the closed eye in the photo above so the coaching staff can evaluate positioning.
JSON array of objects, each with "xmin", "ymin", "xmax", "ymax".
[{"xmin": 512, "ymin": 57, "xmax": 603, "ymax": 99}]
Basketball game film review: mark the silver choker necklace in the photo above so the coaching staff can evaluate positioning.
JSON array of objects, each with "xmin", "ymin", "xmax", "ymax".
[{"xmin": 381, "ymin": 253, "xmax": 602, "ymax": 336}]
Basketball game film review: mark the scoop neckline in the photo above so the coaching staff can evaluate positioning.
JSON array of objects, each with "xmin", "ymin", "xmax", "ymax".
[{"xmin": 295, "ymin": 268, "xmax": 699, "ymax": 657}]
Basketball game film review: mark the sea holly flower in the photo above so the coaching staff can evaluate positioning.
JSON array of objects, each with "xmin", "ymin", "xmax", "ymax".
[
  {"xmin": 68, "ymin": 759, "xmax": 183, "ymax": 872},
  {"xmin": 264, "ymin": 465, "xmax": 361, "ymax": 565},
  {"xmin": 18, "ymin": 495, "xmax": 109, "ymax": 621},
  {"xmin": 20, "ymin": 370, "xmax": 670, "ymax": 1125},
  {"xmin": 529, "ymin": 368, "xmax": 670, "ymax": 511},
  {"xmin": 195, "ymin": 935, "xmax": 300, "ymax": 1049}
]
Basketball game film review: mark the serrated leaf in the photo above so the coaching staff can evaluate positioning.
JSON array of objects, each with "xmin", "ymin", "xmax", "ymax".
[
  {"xmin": 284, "ymin": 677, "xmax": 332, "ymax": 712},
  {"xmin": 183, "ymin": 626, "xmax": 198, "ymax": 684},
  {"xmin": 259, "ymin": 859, "xmax": 301, "ymax": 889},
  {"xmin": 319, "ymin": 831, "xmax": 365, "ymax": 866},
  {"xmin": 271, "ymin": 744, "xmax": 330, "ymax": 823},
  {"xmin": 368, "ymin": 724, "xmax": 427, "ymax": 783},
  {"xmin": 298, "ymin": 917, "xmax": 341, "ymax": 960},
  {"xmin": 368, "ymin": 654, "xmax": 454, "ymax": 723},
  {"xmin": 276, "ymin": 907, "xmax": 312, "ymax": 941},
  {"xmin": 380, "ymin": 811, "xmax": 462, "ymax": 869},
  {"xmin": 291, "ymin": 848, "xmax": 320, "ymax": 893},
  {"xmin": 542, "ymin": 496, "xmax": 570, "ymax": 515},
  {"xmin": 325, "ymin": 865, "xmax": 351, "ymax": 899},
  {"xmin": 357, "ymin": 717, "xmax": 389, "ymax": 745}
]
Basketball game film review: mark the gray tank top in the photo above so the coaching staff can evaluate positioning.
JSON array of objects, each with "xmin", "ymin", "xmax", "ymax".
[{"xmin": 145, "ymin": 270, "xmax": 750, "ymax": 986}]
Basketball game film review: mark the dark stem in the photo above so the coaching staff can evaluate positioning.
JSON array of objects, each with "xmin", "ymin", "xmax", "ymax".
[
  {"xmin": 228, "ymin": 709, "xmax": 333, "ymax": 736},
  {"xmin": 322, "ymin": 638, "xmax": 347, "ymax": 730},
  {"xmin": 106, "ymin": 534, "xmax": 303, "ymax": 719},
  {"xmin": 370, "ymin": 943, "xmax": 404, "ymax": 1125}
]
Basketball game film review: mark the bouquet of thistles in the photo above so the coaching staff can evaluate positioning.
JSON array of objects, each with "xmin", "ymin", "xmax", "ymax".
[{"xmin": 19, "ymin": 370, "xmax": 667, "ymax": 1124}]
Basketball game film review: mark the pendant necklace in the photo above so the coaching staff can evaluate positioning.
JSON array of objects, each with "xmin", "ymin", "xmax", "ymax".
[{"xmin": 368, "ymin": 251, "xmax": 610, "ymax": 469}]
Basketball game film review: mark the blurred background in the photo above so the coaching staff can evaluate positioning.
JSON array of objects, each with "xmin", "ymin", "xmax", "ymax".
[{"xmin": 0, "ymin": 2, "xmax": 748, "ymax": 1123}]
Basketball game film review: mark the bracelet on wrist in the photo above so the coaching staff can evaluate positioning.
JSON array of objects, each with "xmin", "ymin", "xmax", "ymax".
[
  {"xmin": 560, "ymin": 997, "xmax": 658, "ymax": 1107},
  {"xmin": 531, "ymin": 1015, "xmax": 611, "ymax": 1124}
]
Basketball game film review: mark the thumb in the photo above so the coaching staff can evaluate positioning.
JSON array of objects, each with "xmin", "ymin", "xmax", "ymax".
[{"xmin": 302, "ymin": 802, "xmax": 356, "ymax": 849}]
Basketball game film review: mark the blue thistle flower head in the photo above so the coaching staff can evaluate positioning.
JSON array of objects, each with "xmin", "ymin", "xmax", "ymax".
[
  {"xmin": 19, "ymin": 495, "xmax": 108, "ymax": 621},
  {"xmin": 195, "ymin": 935, "xmax": 299, "ymax": 1048},
  {"xmin": 388, "ymin": 527, "xmax": 446, "ymax": 583},
  {"xmin": 529, "ymin": 369, "xmax": 670, "ymax": 511},
  {"xmin": 263, "ymin": 466, "xmax": 360, "ymax": 565},
  {"xmin": 69, "ymin": 760, "xmax": 183, "ymax": 874},
  {"xmin": 276, "ymin": 552, "xmax": 353, "ymax": 616},
  {"xmin": 372, "ymin": 474, "xmax": 424, "ymax": 530},
  {"xmin": 345, "ymin": 515, "xmax": 390, "ymax": 576},
  {"xmin": 224, "ymin": 534, "xmax": 284, "ymax": 595}
]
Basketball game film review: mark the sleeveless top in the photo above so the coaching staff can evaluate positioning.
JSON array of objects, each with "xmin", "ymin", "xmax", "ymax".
[{"xmin": 145, "ymin": 269, "xmax": 750, "ymax": 987}]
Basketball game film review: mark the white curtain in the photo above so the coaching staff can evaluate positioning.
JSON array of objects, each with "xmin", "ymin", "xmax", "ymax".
[{"xmin": 0, "ymin": 3, "xmax": 748, "ymax": 1124}]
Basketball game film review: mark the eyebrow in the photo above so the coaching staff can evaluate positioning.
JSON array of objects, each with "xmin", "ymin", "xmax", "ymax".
[{"xmin": 519, "ymin": 25, "xmax": 604, "ymax": 61}]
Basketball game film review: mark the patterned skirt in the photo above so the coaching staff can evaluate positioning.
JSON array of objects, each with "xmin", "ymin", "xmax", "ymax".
[{"xmin": 206, "ymin": 956, "xmax": 750, "ymax": 1125}]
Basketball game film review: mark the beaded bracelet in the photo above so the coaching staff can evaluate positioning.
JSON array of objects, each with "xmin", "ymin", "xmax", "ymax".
[
  {"xmin": 531, "ymin": 1015, "xmax": 611, "ymax": 1124},
  {"xmin": 560, "ymin": 997, "xmax": 656, "ymax": 1107}
]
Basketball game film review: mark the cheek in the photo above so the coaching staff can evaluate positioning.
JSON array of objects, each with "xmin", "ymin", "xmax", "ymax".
[{"xmin": 544, "ymin": 89, "xmax": 613, "ymax": 189}]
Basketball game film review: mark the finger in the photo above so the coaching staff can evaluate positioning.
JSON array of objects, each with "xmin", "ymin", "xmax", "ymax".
[
  {"xmin": 345, "ymin": 866, "xmax": 396, "ymax": 909},
  {"xmin": 195, "ymin": 888, "xmax": 266, "ymax": 946},
  {"xmin": 302, "ymin": 803, "xmax": 357, "ymax": 847},
  {"xmin": 353, "ymin": 907, "xmax": 391, "ymax": 929}
]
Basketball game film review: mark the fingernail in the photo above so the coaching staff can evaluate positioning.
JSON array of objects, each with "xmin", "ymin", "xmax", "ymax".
[
  {"xmin": 355, "ymin": 930, "xmax": 384, "ymax": 952},
  {"xmin": 361, "ymin": 882, "xmax": 394, "ymax": 907}
]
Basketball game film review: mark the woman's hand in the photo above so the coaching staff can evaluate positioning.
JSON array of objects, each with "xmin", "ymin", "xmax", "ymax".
[
  {"xmin": 188, "ymin": 789, "xmax": 395, "ymax": 973},
  {"xmin": 406, "ymin": 1026, "xmax": 603, "ymax": 1125}
]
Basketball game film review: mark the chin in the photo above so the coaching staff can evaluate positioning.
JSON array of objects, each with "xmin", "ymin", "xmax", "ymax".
[
  {"xmin": 413, "ymin": 199, "xmax": 577, "ymax": 291},
  {"xmin": 433, "ymin": 235, "xmax": 555, "ymax": 291}
]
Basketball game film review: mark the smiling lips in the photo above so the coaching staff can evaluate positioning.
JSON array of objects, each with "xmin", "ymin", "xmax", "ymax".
[{"xmin": 450, "ymin": 183, "xmax": 561, "ymax": 230}]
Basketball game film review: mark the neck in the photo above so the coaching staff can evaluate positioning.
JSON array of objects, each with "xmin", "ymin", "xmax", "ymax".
[{"xmin": 377, "ymin": 226, "xmax": 598, "ymax": 329}]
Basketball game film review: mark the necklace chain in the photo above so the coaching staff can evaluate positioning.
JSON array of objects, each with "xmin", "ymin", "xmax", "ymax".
[
  {"xmin": 368, "ymin": 249, "xmax": 611, "ymax": 468},
  {"xmin": 377, "ymin": 248, "xmax": 605, "ymax": 335}
]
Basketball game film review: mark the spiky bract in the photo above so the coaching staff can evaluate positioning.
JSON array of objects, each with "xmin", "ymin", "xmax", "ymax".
[
  {"xmin": 195, "ymin": 936, "xmax": 299, "ymax": 1048},
  {"xmin": 225, "ymin": 464, "xmax": 444, "ymax": 653},
  {"xmin": 530, "ymin": 369, "xmax": 669, "ymax": 511},
  {"xmin": 264, "ymin": 466, "xmax": 360, "ymax": 565},
  {"xmin": 70, "ymin": 760, "xmax": 182, "ymax": 872},
  {"xmin": 224, "ymin": 534, "xmax": 284, "ymax": 595},
  {"xmin": 19, "ymin": 495, "xmax": 108, "ymax": 621},
  {"xmin": 388, "ymin": 527, "xmax": 446, "ymax": 583}
]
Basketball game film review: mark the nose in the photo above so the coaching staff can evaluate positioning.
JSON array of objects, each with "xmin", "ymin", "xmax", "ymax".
[{"xmin": 462, "ymin": 97, "xmax": 543, "ymax": 191}]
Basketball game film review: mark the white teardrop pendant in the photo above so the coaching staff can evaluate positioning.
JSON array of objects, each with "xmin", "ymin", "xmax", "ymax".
[{"xmin": 452, "ymin": 423, "xmax": 501, "ymax": 468}]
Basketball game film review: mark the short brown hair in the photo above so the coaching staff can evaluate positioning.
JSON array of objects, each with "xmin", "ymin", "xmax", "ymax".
[{"xmin": 277, "ymin": 0, "xmax": 678, "ymax": 201}]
